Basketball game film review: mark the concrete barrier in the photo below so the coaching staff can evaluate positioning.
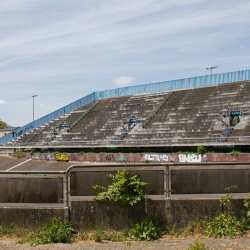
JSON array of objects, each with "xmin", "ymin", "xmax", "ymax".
[
  {"xmin": 0, "ymin": 178, "xmax": 63, "ymax": 203},
  {"xmin": 0, "ymin": 208, "xmax": 64, "ymax": 230},
  {"xmin": 70, "ymin": 198, "xmax": 246, "ymax": 231}
]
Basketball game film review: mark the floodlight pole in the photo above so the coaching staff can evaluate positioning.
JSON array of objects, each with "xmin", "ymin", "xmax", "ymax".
[
  {"xmin": 206, "ymin": 66, "xmax": 218, "ymax": 84},
  {"xmin": 32, "ymin": 95, "xmax": 37, "ymax": 122},
  {"xmin": 206, "ymin": 66, "xmax": 218, "ymax": 76}
]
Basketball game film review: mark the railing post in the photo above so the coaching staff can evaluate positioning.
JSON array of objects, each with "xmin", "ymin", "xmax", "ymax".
[{"xmin": 165, "ymin": 164, "xmax": 171, "ymax": 208}]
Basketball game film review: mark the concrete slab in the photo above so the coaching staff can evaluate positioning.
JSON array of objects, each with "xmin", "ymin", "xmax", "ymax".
[{"xmin": 0, "ymin": 156, "xmax": 27, "ymax": 171}]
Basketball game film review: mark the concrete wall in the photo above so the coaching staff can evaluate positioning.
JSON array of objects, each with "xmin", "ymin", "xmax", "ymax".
[
  {"xmin": 0, "ymin": 208, "xmax": 64, "ymax": 230},
  {"xmin": 71, "ymin": 198, "xmax": 246, "ymax": 231},
  {"xmin": 9, "ymin": 152, "xmax": 250, "ymax": 163},
  {"xmin": 70, "ymin": 170, "xmax": 164, "ymax": 196},
  {"xmin": 172, "ymin": 169, "xmax": 250, "ymax": 194},
  {"xmin": 1, "ymin": 69, "xmax": 249, "ymax": 144},
  {"xmin": 0, "ymin": 178, "xmax": 63, "ymax": 203}
]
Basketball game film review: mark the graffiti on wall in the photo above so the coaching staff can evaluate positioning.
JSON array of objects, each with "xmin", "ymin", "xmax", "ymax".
[
  {"xmin": 115, "ymin": 155, "xmax": 127, "ymax": 161},
  {"xmin": 11, "ymin": 125, "xmax": 34, "ymax": 138},
  {"xmin": 36, "ymin": 154, "xmax": 55, "ymax": 161},
  {"xmin": 144, "ymin": 154, "xmax": 169, "ymax": 162},
  {"xmin": 178, "ymin": 154, "xmax": 201, "ymax": 162},
  {"xmin": 56, "ymin": 154, "xmax": 68, "ymax": 161}
]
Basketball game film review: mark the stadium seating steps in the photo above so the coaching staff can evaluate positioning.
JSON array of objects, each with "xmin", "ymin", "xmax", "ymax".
[{"xmin": 10, "ymin": 80, "xmax": 250, "ymax": 145}]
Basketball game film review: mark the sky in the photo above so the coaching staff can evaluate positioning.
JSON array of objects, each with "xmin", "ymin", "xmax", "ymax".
[{"xmin": 0, "ymin": 0, "xmax": 250, "ymax": 127}]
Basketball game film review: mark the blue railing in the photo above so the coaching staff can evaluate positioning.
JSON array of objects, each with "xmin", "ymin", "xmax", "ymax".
[{"xmin": 1, "ymin": 69, "xmax": 249, "ymax": 144}]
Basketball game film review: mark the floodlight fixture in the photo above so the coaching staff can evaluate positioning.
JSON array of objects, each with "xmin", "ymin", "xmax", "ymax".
[{"xmin": 206, "ymin": 66, "xmax": 218, "ymax": 76}]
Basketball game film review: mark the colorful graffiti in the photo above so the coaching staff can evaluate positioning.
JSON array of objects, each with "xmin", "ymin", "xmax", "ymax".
[{"xmin": 56, "ymin": 154, "xmax": 69, "ymax": 161}]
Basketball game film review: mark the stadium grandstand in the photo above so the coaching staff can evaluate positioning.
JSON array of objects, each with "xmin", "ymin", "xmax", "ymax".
[{"xmin": 1, "ymin": 69, "xmax": 250, "ymax": 149}]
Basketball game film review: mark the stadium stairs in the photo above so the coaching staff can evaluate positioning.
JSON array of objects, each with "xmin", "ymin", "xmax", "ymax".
[{"xmin": 10, "ymin": 80, "xmax": 250, "ymax": 146}]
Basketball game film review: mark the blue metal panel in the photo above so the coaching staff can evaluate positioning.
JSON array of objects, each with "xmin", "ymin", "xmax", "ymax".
[{"xmin": 1, "ymin": 69, "xmax": 250, "ymax": 144}]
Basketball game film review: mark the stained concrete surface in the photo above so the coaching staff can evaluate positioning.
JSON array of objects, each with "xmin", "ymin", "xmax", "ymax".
[{"xmin": 1, "ymin": 237, "xmax": 250, "ymax": 249}]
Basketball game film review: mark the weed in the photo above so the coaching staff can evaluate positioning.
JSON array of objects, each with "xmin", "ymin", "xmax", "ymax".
[
  {"xmin": 93, "ymin": 224, "xmax": 106, "ymax": 242},
  {"xmin": 30, "ymin": 217, "xmax": 76, "ymax": 246},
  {"xmin": 197, "ymin": 145, "xmax": 207, "ymax": 154},
  {"xmin": 93, "ymin": 169, "xmax": 147, "ymax": 206},
  {"xmin": 143, "ymin": 159, "xmax": 149, "ymax": 163},
  {"xmin": 127, "ymin": 217, "xmax": 159, "ymax": 241},
  {"xmin": 241, "ymin": 193, "xmax": 250, "ymax": 229},
  {"xmin": 188, "ymin": 238, "xmax": 210, "ymax": 250},
  {"xmin": 230, "ymin": 150, "xmax": 240, "ymax": 156},
  {"xmin": 206, "ymin": 186, "xmax": 244, "ymax": 238}
]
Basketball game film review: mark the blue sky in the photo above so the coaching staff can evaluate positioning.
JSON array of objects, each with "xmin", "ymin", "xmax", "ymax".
[{"xmin": 0, "ymin": 0, "xmax": 250, "ymax": 126}]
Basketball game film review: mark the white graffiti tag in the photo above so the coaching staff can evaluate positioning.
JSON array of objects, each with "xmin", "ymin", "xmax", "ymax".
[
  {"xmin": 178, "ymin": 154, "xmax": 201, "ymax": 162},
  {"xmin": 144, "ymin": 154, "xmax": 169, "ymax": 162}
]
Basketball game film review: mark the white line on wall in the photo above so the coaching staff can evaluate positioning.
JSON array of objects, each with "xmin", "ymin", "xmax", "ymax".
[{"xmin": 5, "ymin": 158, "xmax": 32, "ymax": 172}]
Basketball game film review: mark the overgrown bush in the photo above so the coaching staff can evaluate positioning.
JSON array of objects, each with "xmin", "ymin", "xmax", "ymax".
[
  {"xmin": 93, "ymin": 169, "xmax": 148, "ymax": 205},
  {"xmin": 197, "ymin": 145, "xmax": 207, "ymax": 154}
]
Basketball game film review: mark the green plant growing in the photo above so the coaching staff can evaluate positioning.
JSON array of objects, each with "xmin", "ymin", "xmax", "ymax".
[
  {"xmin": 1, "ymin": 223, "xmax": 14, "ymax": 236},
  {"xmin": 188, "ymin": 238, "xmax": 210, "ymax": 250},
  {"xmin": 206, "ymin": 186, "xmax": 244, "ymax": 238},
  {"xmin": 127, "ymin": 217, "xmax": 159, "ymax": 241},
  {"xmin": 30, "ymin": 217, "xmax": 76, "ymax": 246},
  {"xmin": 30, "ymin": 149, "xmax": 35, "ymax": 155},
  {"xmin": 0, "ymin": 119, "xmax": 7, "ymax": 130},
  {"xmin": 93, "ymin": 225, "xmax": 106, "ymax": 242},
  {"xmin": 230, "ymin": 150, "xmax": 240, "ymax": 156},
  {"xmin": 197, "ymin": 145, "xmax": 207, "ymax": 154},
  {"xmin": 241, "ymin": 193, "xmax": 250, "ymax": 229},
  {"xmin": 231, "ymin": 116, "xmax": 240, "ymax": 127},
  {"xmin": 93, "ymin": 169, "xmax": 148, "ymax": 206},
  {"xmin": 143, "ymin": 159, "xmax": 149, "ymax": 163}
]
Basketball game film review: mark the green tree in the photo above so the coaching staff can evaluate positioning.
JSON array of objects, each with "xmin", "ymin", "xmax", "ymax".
[{"xmin": 0, "ymin": 119, "xmax": 7, "ymax": 130}]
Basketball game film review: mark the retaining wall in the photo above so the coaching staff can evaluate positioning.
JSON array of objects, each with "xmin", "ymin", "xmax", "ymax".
[
  {"xmin": 9, "ymin": 152, "xmax": 250, "ymax": 163},
  {"xmin": 71, "ymin": 198, "xmax": 247, "ymax": 231},
  {"xmin": 0, "ymin": 208, "xmax": 64, "ymax": 230}
]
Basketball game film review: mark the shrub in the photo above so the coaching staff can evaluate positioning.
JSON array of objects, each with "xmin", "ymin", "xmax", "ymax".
[
  {"xmin": 127, "ymin": 217, "xmax": 159, "ymax": 241},
  {"xmin": 188, "ymin": 238, "xmax": 210, "ymax": 250},
  {"xmin": 93, "ymin": 169, "xmax": 147, "ymax": 205},
  {"xmin": 230, "ymin": 150, "xmax": 240, "ymax": 156},
  {"xmin": 206, "ymin": 186, "xmax": 244, "ymax": 238},
  {"xmin": 31, "ymin": 217, "xmax": 76, "ymax": 246},
  {"xmin": 197, "ymin": 145, "xmax": 207, "ymax": 154}
]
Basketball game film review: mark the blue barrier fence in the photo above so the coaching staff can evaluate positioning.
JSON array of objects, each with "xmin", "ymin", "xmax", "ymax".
[{"xmin": 1, "ymin": 69, "xmax": 250, "ymax": 144}]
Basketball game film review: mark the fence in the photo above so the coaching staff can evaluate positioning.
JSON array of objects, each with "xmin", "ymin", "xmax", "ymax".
[
  {"xmin": 0, "ymin": 162, "xmax": 250, "ymax": 225},
  {"xmin": 1, "ymin": 69, "xmax": 250, "ymax": 145},
  {"xmin": 3, "ymin": 135, "xmax": 250, "ymax": 148}
]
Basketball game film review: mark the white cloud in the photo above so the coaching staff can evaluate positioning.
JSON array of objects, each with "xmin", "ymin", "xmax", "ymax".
[
  {"xmin": 112, "ymin": 76, "xmax": 135, "ymax": 87},
  {"xmin": 0, "ymin": 100, "xmax": 6, "ymax": 105},
  {"xmin": 39, "ymin": 104, "xmax": 44, "ymax": 107},
  {"xmin": 240, "ymin": 45, "xmax": 245, "ymax": 49}
]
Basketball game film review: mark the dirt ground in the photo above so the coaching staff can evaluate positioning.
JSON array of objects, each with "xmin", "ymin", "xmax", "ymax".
[{"xmin": 1, "ymin": 237, "xmax": 250, "ymax": 250}]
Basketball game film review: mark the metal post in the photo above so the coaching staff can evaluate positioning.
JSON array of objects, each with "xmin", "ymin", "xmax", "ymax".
[
  {"xmin": 32, "ymin": 95, "xmax": 37, "ymax": 122},
  {"xmin": 165, "ymin": 165, "xmax": 171, "ymax": 208}
]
